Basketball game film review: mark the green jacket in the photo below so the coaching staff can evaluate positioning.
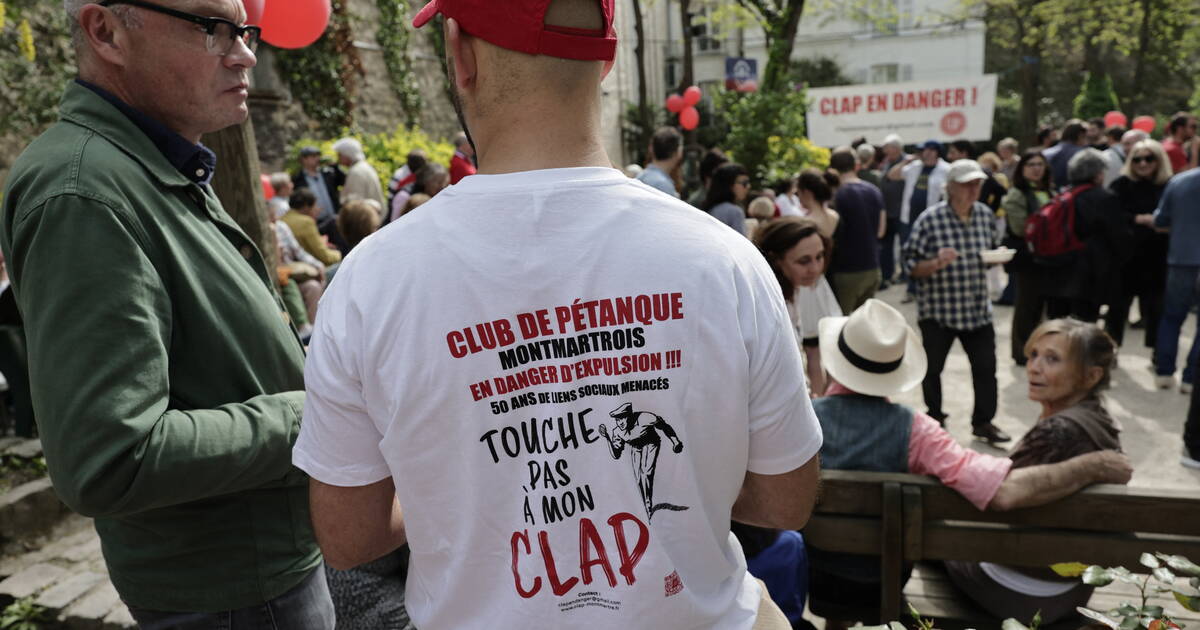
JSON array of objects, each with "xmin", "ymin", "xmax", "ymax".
[{"xmin": 0, "ymin": 82, "xmax": 320, "ymax": 612}]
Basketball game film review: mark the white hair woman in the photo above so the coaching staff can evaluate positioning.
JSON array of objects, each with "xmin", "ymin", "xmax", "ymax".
[{"xmin": 1106, "ymin": 139, "xmax": 1173, "ymax": 352}]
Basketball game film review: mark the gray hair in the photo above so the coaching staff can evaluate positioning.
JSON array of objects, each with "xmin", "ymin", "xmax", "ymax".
[
  {"xmin": 332, "ymin": 137, "xmax": 365, "ymax": 162},
  {"xmin": 856, "ymin": 143, "xmax": 876, "ymax": 164},
  {"xmin": 997, "ymin": 137, "xmax": 1018, "ymax": 152},
  {"xmin": 1067, "ymin": 148, "xmax": 1108, "ymax": 185},
  {"xmin": 882, "ymin": 133, "xmax": 902, "ymax": 148},
  {"xmin": 268, "ymin": 172, "xmax": 292, "ymax": 192},
  {"xmin": 65, "ymin": 0, "xmax": 141, "ymax": 51}
]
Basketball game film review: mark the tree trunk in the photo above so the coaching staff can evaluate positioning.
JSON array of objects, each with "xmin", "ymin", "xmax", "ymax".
[
  {"xmin": 201, "ymin": 118, "xmax": 275, "ymax": 270},
  {"xmin": 632, "ymin": 0, "xmax": 653, "ymax": 162},
  {"xmin": 677, "ymin": 0, "xmax": 694, "ymax": 92},
  {"xmin": 761, "ymin": 0, "xmax": 806, "ymax": 93},
  {"xmin": 1127, "ymin": 0, "xmax": 1154, "ymax": 114}
]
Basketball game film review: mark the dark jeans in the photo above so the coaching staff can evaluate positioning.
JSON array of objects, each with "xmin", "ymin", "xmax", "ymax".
[
  {"xmin": 1106, "ymin": 269, "xmax": 1164, "ymax": 348},
  {"xmin": 1009, "ymin": 270, "xmax": 1047, "ymax": 363},
  {"xmin": 1188, "ymin": 348, "xmax": 1200, "ymax": 454},
  {"xmin": 1045, "ymin": 296, "xmax": 1098, "ymax": 322},
  {"xmin": 919, "ymin": 320, "xmax": 997, "ymax": 427},
  {"xmin": 127, "ymin": 565, "xmax": 335, "ymax": 630},
  {"xmin": 899, "ymin": 221, "xmax": 916, "ymax": 293},
  {"xmin": 879, "ymin": 217, "xmax": 900, "ymax": 283},
  {"xmin": 1155, "ymin": 265, "xmax": 1200, "ymax": 383}
]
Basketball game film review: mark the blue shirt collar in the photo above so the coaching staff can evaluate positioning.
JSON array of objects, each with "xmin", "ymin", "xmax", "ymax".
[{"xmin": 75, "ymin": 79, "xmax": 217, "ymax": 186}]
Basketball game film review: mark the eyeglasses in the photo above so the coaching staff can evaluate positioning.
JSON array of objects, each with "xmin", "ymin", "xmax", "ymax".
[
  {"xmin": 1131, "ymin": 155, "xmax": 1157, "ymax": 164},
  {"xmin": 735, "ymin": 178, "xmax": 751, "ymax": 187},
  {"xmin": 1024, "ymin": 162, "xmax": 1046, "ymax": 169},
  {"xmin": 99, "ymin": 0, "xmax": 260, "ymax": 56}
]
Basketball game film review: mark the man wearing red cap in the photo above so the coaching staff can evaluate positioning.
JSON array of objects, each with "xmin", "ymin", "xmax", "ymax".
[{"xmin": 293, "ymin": 1, "xmax": 822, "ymax": 628}]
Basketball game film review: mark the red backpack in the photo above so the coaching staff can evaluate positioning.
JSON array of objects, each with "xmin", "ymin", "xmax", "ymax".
[{"xmin": 1024, "ymin": 184, "xmax": 1091, "ymax": 266}]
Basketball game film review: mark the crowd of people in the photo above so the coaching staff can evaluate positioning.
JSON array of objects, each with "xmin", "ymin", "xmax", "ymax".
[
  {"xmin": 0, "ymin": 0, "xmax": 1194, "ymax": 629},
  {"xmin": 632, "ymin": 116, "xmax": 1198, "ymax": 463}
]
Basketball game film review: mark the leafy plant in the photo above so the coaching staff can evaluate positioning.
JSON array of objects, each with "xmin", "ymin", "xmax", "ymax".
[
  {"xmin": 1073, "ymin": 71, "xmax": 1121, "ymax": 120},
  {"xmin": 0, "ymin": 1, "xmax": 76, "ymax": 143},
  {"xmin": 273, "ymin": 0, "xmax": 362, "ymax": 137},
  {"xmin": 715, "ymin": 88, "xmax": 829, "ymax": 186},
  {"xmin": 0, "ymin": 597, "xmax": 47, "ymax": 630},
  {"xmin": 288, "ymin": 125, "xmax": 455, "ymax": 193},
  {"xmin": 374, "ymin": 0, "xmax": 421, "ymax": 128},
  {"xmin": 1071, "ymin": 553, "xmax": 1200, "ymax": 629}
]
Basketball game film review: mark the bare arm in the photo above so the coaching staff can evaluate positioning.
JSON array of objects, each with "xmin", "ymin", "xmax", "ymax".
[
  {"xmin": 804, "ymin": 345, "xmax": 826, "ymax": 399},
  {"xmin": 732, "ymin": 455, "xmax": 821, "ymax": 529},
  {"xmin": 908, "ymin": 257, "xmax": 949, "ymax": 279},
  {"xmin": 877, "ymin": 209, "xmax": 888, "ymax": 239},
  {"xmin": 310, "ymin": 477, "xmax": 407, "ymax": 570},
  {"xmin": 887, "ymin": 157, "xmax": 913, "ymax": 181},
  {"xmin": 987, "ymin": 450, "xmax": 1132, "ymax": 511}
]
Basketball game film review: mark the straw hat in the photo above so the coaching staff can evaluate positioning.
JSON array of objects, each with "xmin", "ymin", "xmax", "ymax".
[{"xmin": 818, "ymin": 299, "xmax": 927, "ymax": 397}]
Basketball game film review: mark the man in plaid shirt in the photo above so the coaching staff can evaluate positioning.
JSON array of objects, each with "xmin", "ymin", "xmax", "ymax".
[{"xmin": 903, "ymin": 160, "xmax": 1010, "ymax": 444}]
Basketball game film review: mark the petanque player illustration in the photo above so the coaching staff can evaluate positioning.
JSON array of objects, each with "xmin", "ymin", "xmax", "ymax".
[{"xmin": 597, "ymin": 402, "xmax": 688, "ymax": 519}]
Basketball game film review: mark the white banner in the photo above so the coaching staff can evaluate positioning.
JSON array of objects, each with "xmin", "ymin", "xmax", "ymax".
[{"xmin": 805, "ymin": 75, "xmax": 998, "ymax": 147}]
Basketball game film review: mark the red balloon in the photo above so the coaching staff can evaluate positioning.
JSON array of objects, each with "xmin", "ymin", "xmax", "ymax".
[
  {"xmin": 260, "ymin": 0, "xmax": 331, "ymax": 49},
  {"xmin": 1103, "ymin": 110, "xmax": 1127, "ymax": 129},
  {"xmin": 665, "ymin": 94, "xmax": 685, "ymax": 114},
  {"xmin": 679, "ymin": 106, "xmax": 700, "ymax": 131},
  {"xmin": 243, "ymin": 0, "xmax": 265, "ymax": 24},
  {"xmin": 260, "ymin": 173, "xmax": 275, "ymax": 200},
  {"xmin": 1132, "ymin": 115, "xmax": 1156, "ymax": 133},
  {"xmin": 683, "ymin": 85, "xmax": 702, "ymax": 107}
]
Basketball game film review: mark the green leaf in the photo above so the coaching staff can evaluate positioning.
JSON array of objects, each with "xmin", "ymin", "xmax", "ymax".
[
  {"xmin": 1174, "ymin": 590, "xmax": 1200, "ymax": 612},
  {"xmin": 1139, "ymin": 605, "xmax": 1164, "ymax": 617},
  {"xmin": 1191, "ymin": 576, "xmax": 1200, "ymax": 588},
  {"xmin": 1084, "ymin": 566, "xmax": 1117, "ymax": 586},
  {"xmin": 1142, "ymin": 553, "xmax": 1163, "ymax": 570},
  {"xmin": 1115, "ymin": 604, "xmax": 1140, "ymax": 616},
  {"xmin": 1153, "ymin": 567, "xmax": 1177, "ymax": 584},
  {"xmin": 1051, "ymin": 562, "xmax": 1089, "ymax": 577},
  {"xmin": 1117, "ymin": 615, "xmax": 1140, "ymax": 630},
  {"xmin": 1158, "ymin": 555, "xmax": 1200, "ymax": 577},
  {"xmin": 1077, "ymin": 607, "xmax": 1120, "ymax": 629}
]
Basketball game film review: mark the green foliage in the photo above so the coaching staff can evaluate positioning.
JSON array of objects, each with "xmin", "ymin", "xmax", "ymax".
[
  {"xmin": 715, "ymin": 88, "xmax": 829, "ymax": 186},
  {"xmin": 375, "ymin": 0, "xmax": 421, "ymax": 127},
  {"xmin": 0, "ymin": 1, "xmax": 76, "ymax": 140},
  {"xmin": 1075, "ymin": 552, "xmax": 1200, "ymax": 629},
  {"xmin": 1074, "ymin": 71, "xmax": 1120, "ymax": 120},
  {"xmin": 273, "ymin": 0, "xmax": 360, "ymax": 137},
  {"xmin": 288, "ymin": 125, "xmax": 455, "ymax": 193},
  {"xmin": 0, "ymin": 597, "xmax": 47, "ymax": 630},
  {"xmin": 790, "ymin": 56, "xmax": 853, "ymax": 90}
]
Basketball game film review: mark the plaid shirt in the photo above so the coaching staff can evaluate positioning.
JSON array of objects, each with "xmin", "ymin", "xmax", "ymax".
[{"xmin": 902, "ymin": 201, "xmax": 999, "ymax": 330}]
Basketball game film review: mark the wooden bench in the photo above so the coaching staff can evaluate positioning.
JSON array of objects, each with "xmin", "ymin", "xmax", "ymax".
[{"xmin": 803, "ymin": 470, "xmax": 1200, "ymax": 626}]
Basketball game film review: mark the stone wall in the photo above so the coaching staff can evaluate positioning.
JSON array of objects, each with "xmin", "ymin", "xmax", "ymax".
[{"xmin": 251, "ymin": 0, "xmax": 459, "ymax": 172}]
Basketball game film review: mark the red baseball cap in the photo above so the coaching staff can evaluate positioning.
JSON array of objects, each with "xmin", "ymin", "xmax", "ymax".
[{"xmin": 412, "ymin": 0, "xmax": 617, "ymax": 61}]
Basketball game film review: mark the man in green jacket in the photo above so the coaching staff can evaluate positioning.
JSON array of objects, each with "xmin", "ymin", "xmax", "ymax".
[{"xmin": 0, "ymin": 1, "xmax": 331, "ymax": 627}]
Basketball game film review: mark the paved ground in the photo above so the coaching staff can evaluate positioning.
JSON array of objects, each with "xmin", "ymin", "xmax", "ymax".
[
  {"xmin": 874, "ymin": 281, "xmax": 1200, "ymax": 490},
  {"xmin": 0, "ymin": 278, "xmax": 1194, "ymax": 628}
]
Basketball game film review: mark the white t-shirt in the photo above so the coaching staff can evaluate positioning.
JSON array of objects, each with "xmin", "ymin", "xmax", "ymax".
[
  {"xmin": 294, "ymin": 167, "xmax": 822, "ymax": 630},
  {"xmin": 789, "ymin": 278, "xmax": 843, "ymax": 342}
]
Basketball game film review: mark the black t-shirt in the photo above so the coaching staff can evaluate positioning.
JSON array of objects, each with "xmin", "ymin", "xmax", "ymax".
[{"xmin": 831, "ymin": 180, "xmax": 885, "ymax": 273}]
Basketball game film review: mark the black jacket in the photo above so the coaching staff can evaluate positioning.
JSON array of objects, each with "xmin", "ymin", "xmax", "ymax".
[{"xmin": 291, "ymin": 166, "xmax": 345, "ymax": 214}]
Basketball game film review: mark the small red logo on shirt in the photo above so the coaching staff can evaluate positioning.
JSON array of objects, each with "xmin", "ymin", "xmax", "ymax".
[{"xmin": 664, "ymin": 571, "xmax": 683, "ymax": 597}]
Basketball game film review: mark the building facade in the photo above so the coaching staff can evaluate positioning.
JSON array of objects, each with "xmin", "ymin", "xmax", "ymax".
[{"xmin": 603, "ymin": 0, "xmax": 986, "ymax": 162}]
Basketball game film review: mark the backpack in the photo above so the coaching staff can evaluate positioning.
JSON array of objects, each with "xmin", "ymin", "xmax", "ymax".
[{"xmin": 1024, "ymin": 184, "xmax": 1091, "ymax": 266}]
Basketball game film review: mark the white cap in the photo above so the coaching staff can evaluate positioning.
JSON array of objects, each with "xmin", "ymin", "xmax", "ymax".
[
  {"xmin": 947, "ymin": 159, "xmax": 988, "ymax": 183},
  {"xmin": 882, "ymin": 133, "xmax": 903, "ymax": 148}
]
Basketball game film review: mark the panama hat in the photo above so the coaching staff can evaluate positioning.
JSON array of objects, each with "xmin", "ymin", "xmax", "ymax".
[{"xmin": 818, "ymin": 299, "xmax": 927, "ymax": 398}]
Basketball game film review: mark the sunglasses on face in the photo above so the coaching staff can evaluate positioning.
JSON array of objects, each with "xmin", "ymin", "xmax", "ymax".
[
  {"xmin": 99, "ymin": 0, "xmax": 261, "ymax": 56},
  {"xmin": 1131, "ymin": 155, "xmax": 1157, "ymax": 164}
]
